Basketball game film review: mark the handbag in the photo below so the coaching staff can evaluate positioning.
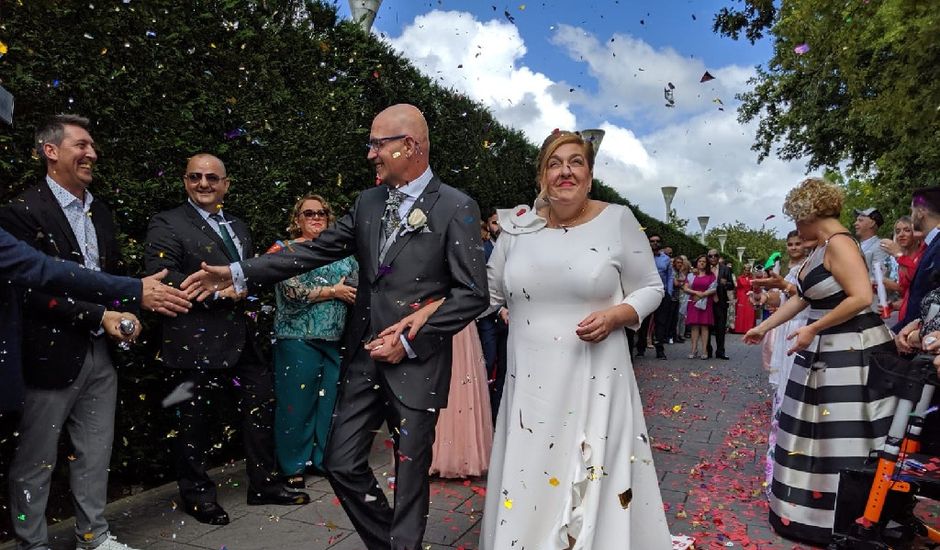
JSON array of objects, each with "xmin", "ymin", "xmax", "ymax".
[{"xmin": 694, "ymin": 297, "xmax": 708, "ymax": 311}]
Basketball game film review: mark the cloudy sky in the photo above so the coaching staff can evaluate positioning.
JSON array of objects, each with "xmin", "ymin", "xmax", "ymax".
[{"xmin": 334, "ymin": 0, "xmax": 812, "ymax": 236}]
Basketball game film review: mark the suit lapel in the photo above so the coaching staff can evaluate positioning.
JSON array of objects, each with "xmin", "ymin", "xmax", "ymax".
[
  {"xmin": 368, "ymin": 188, "xmax": 388, "ymax": 281},
  {"xmin": 915, "ymin": 236, "xmax": 940, "ymax": 286},
  {"xmin": 36, "ymin": 183, "xmax": 83, "ymax": 262},
  {"xmin": 380, "ymin": 178, "xmax": 441, "ymax": 272},
  {"xmin": 182, "ymin": 205, "xmax": 236, "ymax": 262}
]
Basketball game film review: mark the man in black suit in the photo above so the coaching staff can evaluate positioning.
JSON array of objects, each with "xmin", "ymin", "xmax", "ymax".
[
  {"xmin": 0, "ymin": 226, "xmax": 191, "ymax": 413},
  {"xmin": 182, "ymin": 104, "xmax": 489, "ymax": 549},
  {"xmin": 0, "ymin": 115, "xmax": 144, "ymax": 550},
  {"xmin": 706, "ymin": 249, "xmax": 734, "ymax": 360},
  {"xmin": 143, "ymin": 154, "xmax": 309, "ymax": 526}
]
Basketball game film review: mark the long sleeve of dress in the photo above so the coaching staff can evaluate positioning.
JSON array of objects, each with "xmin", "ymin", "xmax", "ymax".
[
  {"xmin": 614, "ymin": 206, "xmax": 664, "ymax": 329},
  {"xmin": 486, "ymin": 231, "xmax": 511, "ymax": 309}
]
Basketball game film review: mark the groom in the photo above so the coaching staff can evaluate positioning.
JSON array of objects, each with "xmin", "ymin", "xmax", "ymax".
[{"xmin": 183, "ymin": 104, "xmax": 488, "ymax": 549}]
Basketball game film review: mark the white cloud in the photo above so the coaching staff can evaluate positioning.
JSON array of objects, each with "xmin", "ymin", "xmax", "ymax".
[
  {"xmin": 386, "ymin": 11, "xmax": 575, "ymax": 140},
  {"xmin": 384, "ymin": 11, "xmax": 810, "ymax": 236}
]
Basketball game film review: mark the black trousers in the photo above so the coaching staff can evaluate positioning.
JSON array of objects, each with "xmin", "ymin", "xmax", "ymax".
[
  {"xmin": 323, "ymin": 346, "xmax": 439, "ymax": 550},
  {"xmin": 169, "ymin": 353, "xmax": 279, "ymax": 504},
  {"xmin": 476, "ymin": 313, "xmax": 508, "ymax": 425},
  {"xmin": 637, "ymin": 296, "xmax": 672, "ymax": 354},
  {"xmin": 707, "ymin": 301, "xmax": 730, "ymax": 357}
]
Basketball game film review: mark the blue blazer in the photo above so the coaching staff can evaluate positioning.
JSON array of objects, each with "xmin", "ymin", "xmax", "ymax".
[
  {"xmin": 0, "ymin": 227, "xmax": 141, "ymax": 412},
  {"xmin": 895, "ymin": 236, "xmax": 940, "ymax": 332}
]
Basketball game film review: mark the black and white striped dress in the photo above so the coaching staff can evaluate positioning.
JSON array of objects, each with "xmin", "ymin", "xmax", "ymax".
[{"xmin": 769, "ymin": 233, "xmax": 897, "ymax": 544}]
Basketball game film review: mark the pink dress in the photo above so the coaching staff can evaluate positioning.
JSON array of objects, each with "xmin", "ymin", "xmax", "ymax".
[
  {"xmin": 429, "ymin": 322, "xmax": 494, "ymax": 478},
  {"xmin": 685, "ymin": 272, "xmax": 716, "ymax": 326}
]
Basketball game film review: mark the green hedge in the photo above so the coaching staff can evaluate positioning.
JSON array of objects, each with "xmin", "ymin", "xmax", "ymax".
[{"xmin": 0, "ymin": 0, "xmax": 705, "ymax": 492}]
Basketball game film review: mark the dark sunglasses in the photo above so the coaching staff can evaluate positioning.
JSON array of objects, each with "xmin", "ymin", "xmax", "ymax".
[
  {"xmin": 707, "ymin": 253, "xmax": 719, "ymax": 258},
  {"xmin": 185, "ymin": 172, "xmax": 224, "ymax": 184},
  {"xmin": 301, "ymin": 209, "xmax": 329, "ymax": 219}
]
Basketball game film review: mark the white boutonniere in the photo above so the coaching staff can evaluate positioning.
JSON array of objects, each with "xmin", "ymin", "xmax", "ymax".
[{"xmin": 401, "ymin": 208, "xmax": 431, "ymax": 234}]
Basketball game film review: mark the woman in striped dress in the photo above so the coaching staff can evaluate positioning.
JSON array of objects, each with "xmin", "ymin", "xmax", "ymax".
[{"xmin": 743, "ymin": 177, "xmax": 897, "ymax": 545}]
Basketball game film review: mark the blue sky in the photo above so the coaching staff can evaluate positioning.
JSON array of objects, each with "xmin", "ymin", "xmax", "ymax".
[{"xmin": 331, "ymin": 1, "xmax": 805, "ymax": 236}]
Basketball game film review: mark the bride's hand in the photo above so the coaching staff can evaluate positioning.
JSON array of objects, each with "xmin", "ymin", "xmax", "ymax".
[
  {"xmin": 576, "ymin": 308, "xmax": 618, "ymax": 343},
  {"xmin": 378, "ymin": 298, "xmax": 445, "ymax": 342}
]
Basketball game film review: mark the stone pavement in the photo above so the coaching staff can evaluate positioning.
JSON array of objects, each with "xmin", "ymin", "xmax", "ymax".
[{"xmin": 2, "ymin": 337, "xmax": 913, "ymax": 549}]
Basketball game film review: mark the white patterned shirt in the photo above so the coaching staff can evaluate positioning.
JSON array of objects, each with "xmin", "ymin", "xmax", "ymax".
[{"xmin": 46, "ymin": 175, "xmax": 100, "ymax": 271}]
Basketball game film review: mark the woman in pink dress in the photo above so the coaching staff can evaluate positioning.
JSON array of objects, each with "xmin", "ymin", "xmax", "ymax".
[
  {"xmin": 684, "ymin": 255, "xmax": 717, "ymax": 359},
  {"xmin": 429, "ymin": 322, "xmax": 494, "ymax": 478}
]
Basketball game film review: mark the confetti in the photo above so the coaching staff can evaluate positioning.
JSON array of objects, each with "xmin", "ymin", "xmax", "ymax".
[
  {"xmin": 794, "ymin": 43, "xmax": 810, "ymax": 55},
  {"xmin": 503, "ymin": 498, "xmax": 513, "ymax": 509},
  {"xmin": 0, "ymin": 40, "xmax": 7, "ymax": 56},
  {"xmin": 548, "ymin": 477, "xmax": 559, "ymax": 486},
  {"xmin": 618, "ymin": 488, "xmax": 633, "ymax": 509},
  {"xmin": 699, "ymin": 71, "xmax": 715, "ymax": 83}
]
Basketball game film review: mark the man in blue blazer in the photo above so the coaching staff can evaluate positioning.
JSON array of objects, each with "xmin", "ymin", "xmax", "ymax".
[{"xmin": 1, "ymin": 227, "xmax": 191, "ymax": 412}]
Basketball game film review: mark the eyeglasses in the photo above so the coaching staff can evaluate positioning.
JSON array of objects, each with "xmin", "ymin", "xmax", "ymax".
[
  {"xmin": 301, "ymin": 209, "xmax": 329, "ymax": 219},
  {"xmin": 707, "ymin": 253, "xmax": 719, "ymax": 258},
  {"xmin": 186, "ymin": 172, "xmax": 224, "ymax": 184},
  {"xmin": 365, "ymin": 134, "xmax": 408, "ymax": 151},
  {"xmin": 649, "ymin": 239, "xmax": 661, "ymax": 243}
]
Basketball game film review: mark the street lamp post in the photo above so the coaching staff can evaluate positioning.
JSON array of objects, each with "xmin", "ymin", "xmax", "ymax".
[
  {"xmin": 736, "ymin": 246, "xmax": 746, "ymax": 264},
  {"xmin": 661, "ymin": 186, "xmax": 677, "ymax": 221},
  {"xmin": 348, "ymin": 0, "xmax": 383, "ymax": 32},
  {"xmin": 717, "ymin": 233, "xmax": 728, "ymax": 253},
  {"xmin": 697, "ymin": 216, "xmax": 710, "ymax": 245}
]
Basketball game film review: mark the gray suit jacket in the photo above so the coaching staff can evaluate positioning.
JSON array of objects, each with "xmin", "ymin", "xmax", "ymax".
[{"xmin": 240, "ymin": 177, "xmax": 488, "ymax": 410}]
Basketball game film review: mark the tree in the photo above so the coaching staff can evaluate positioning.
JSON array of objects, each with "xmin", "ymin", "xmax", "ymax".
[
  {"xmin": 716, "ymin": 0, "xmax": 940, "ymax": 210},
  {"xmin": 666, "ymin": 208, "xmax": 690, "ymax": 234},
  {"xmin": 705, "ymin": 222, "xmax": 783, "ymax": 272}
]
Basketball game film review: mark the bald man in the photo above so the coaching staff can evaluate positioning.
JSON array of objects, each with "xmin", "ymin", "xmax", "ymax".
[
  {"xmin": 182, "ymin": 105, "xmax": 489, "ymax": 549},
  {"xmin": 144, "ymin": 154, "xmax": 310, "ymax": 527}
]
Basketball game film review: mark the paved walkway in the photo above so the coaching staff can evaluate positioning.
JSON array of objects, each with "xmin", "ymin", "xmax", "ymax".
[{"xmin": 0, "ymin": 337, "xmax": 893, "ymax": 549}]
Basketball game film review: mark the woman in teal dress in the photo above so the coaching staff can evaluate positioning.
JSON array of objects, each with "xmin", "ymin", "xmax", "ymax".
[{"xmin": 269, "ymin": 194, "xmax": 357, "ymax": 488}]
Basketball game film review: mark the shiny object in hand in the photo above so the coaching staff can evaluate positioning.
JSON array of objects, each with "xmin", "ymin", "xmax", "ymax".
[{"xmin": 118, "ymin": 318, "xmax": 137, "ymax": 351}]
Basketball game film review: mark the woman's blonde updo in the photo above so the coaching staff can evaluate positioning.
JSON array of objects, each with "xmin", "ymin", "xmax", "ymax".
[
  {"xmin": 535, "ymin": 130, "xmax": 595, "ymax": 199},
  {"xmin": 782, "ymin": 177, "xmax": 844, "ymax": 222}
]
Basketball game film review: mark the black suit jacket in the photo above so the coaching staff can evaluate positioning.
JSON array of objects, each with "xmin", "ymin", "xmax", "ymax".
[
  {"xmin": 144, "ymin": 203, "xmax": 258, "ymax": 369},
  {"xmin": 0, "ymin": 181, "xmax": 130, "ymax": 389},
  {"xmin": 239, "ymin": 177, "xmax": 488, "ymax": 410},
  {"xmin": 714, "ymin": 263, "xmax": 735, "ymax": 306},
  {"xmin": 0, "ymin": 227, "xmax": 141, "ymax": 411},
  {"xmin": 895, "ymin": 235, "xmax": 940, "ymax": 331}
]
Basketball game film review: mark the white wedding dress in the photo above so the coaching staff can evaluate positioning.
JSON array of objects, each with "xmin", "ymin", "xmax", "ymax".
[{"xmin": 480, "ymin": 203, "xmax": 672, "ymax": 549}]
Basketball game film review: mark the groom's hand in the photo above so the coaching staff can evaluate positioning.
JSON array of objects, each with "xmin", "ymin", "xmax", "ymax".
[{"xmin": 365, "ymin": 334, "xmax": 406, "ymax": 364}]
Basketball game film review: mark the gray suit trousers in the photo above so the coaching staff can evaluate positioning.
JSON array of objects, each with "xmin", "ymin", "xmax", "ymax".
[{"xmin": 8, "ymin": 338, "xmax": 117, "ymax": 550}]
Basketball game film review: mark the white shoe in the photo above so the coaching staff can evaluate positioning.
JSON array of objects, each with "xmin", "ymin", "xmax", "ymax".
[{"xmin": 92, "ymin": 534, "xmax": 141, "ymax": 550}]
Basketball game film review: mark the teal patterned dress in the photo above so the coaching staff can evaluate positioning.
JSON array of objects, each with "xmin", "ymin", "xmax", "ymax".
[{"xmin": 272, "ymin": 241, "xmax": 357, "ymax": 475}]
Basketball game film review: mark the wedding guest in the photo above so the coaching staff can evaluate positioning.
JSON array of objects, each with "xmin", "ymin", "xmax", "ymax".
[
  {"xmin": 749, "ymin": 229, "xmax": 809, "ymax": 492},
  {"xmin": 684, "ymin": 254, "xmax": 716, "ymax": 359},
  {"xmin": 668, "ymin": 255, "xmax": 690, "ymax": 344},
  {"xmin": 733, "ymin": 264, "xmax": 756, "ymax": 333},
  {"xmin": 429, "ymin": 322, "xmax": 493, "ymax": 478},
  {"xmin": 744, "ymin": 178, "xmax": 896, "ymax": 545},
  {"xmin": 705, "ymin": 250, "xmax": 734, "ymax": 359},
  {"xmin": 879, "ymin": 216, "xmax": 924, "ymax": 321},
  {"xmin": 269, "ymin": 195, "xmax": 357, "ymax": 487},
  {"xmin": 477, "ymin": 209, "xmax": 509, "ymax": 425}
]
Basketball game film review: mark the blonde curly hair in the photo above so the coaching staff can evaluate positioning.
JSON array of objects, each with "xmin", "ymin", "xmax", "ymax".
[{"xmin": 782, "ymin": 177, "xmax": 843, "ymax": 221}]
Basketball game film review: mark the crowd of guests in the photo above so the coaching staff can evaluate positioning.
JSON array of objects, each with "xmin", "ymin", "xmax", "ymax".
[{"xmin": 2, "ymin": 109, "xmax": 939, "ymax": 550}]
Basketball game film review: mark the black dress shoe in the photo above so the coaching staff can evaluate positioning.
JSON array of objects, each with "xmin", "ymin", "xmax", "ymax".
[
  {"xmin": 716, "ymin": 354, "xmax": 730, "ymax": 360},
  {"xmin": 656, "ymin": 351, "xmax": 667, "ymax": 360},
  {"xmin": 183, "ymin": 501, "xmax": 229, "ymax": 525},
  {"xmin": 247, "ymin": 486, "xmax": 311, "ymax": 506}
]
